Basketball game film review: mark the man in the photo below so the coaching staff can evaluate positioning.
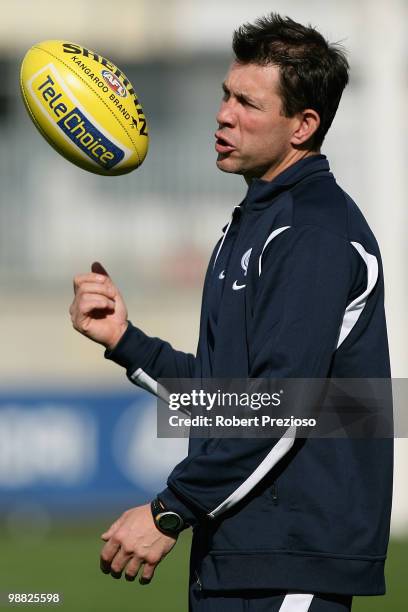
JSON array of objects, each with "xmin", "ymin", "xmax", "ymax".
[{"xmin": 70, "ymin": 14, "xmax": 393, "ymax": 612}]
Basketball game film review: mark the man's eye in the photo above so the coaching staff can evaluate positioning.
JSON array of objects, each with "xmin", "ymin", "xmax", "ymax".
[{"xmin": 238, "ymin": 97, "xmax": 253, "ymax": 107}]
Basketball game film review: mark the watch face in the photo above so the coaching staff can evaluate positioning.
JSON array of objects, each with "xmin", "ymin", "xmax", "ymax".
[{"xmin": 158, "ymin": 512, "xmax": 182, "ymax": 532}]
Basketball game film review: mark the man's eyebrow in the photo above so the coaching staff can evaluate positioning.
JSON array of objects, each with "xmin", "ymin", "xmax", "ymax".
[{"xmin": 222, "ymin": 82, "xmax": 260, "ymax": 105}]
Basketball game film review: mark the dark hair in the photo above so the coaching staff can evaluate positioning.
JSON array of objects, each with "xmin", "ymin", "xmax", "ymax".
[{"xmin": 232, "ymin": 13, "xmax": 349, "ymax": 149}]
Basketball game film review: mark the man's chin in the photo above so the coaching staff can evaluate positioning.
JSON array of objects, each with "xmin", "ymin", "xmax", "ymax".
[{"xmin": 216, "ymin": 157, "xmax": 243, "ymax": 175}]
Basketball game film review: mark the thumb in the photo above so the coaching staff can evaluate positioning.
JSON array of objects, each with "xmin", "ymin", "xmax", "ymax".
[
  {"xmin": 91, "ymin": 261, "xmax": 110, "ymax": 277},
  {"xmin": 101, "ymin": 516, "xmax": 124, "ymax": 540}
]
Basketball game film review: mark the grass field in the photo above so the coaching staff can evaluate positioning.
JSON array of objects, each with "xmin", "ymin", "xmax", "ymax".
[{"xmin": 0, "ymin": 523, "xmax": 405, "ymax": 611}]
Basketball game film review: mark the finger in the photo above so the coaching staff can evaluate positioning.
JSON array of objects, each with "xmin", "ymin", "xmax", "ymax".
[
  {"xmin": 76, "ymin": 282, "xmax": 116, "ymax": 299},
  {"xmin": 73, "ymin": 273, "xmax": 106, "ymax": 294},
  {"xmin": 124, "ymin": 556, "xmax": 143, "ymax": 582},
  {"xmin": 110, "ymin": 547, "xmax": 134, "ymax": 579},
  {"xmin": 110, "ymin": 569, "xmax": 122, "ymax": 580},
  {"xmin": 100, "ymin": 540, "xmax": 121, "ymax": 574},
  {"xmin": 139, "ymin": 562, "xmax": 157, "ymax": 585},
  {"xmin": 92, "ymin": 261, "xmax": 110, "ymax": 277},
  {"xmin": 77, "ymin": 294, "xmax": 116, "ymax": 315}
]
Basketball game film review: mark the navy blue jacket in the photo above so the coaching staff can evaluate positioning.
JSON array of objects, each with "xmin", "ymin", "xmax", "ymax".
[{"xmin": 106, "ymin": 155, "xmax": 393, "ymax": 596}]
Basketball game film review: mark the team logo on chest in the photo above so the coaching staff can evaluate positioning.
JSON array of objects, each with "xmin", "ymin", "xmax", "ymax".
[{"xmin": 232, "ymin": 248, "xmax": 252, "ymax": 290}]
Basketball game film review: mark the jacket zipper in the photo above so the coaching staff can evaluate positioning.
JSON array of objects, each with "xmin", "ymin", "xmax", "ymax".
[
  {"xmin": 212, "ymin": 204, "xmax": 244, "ymax": 270},
  {"xmin": 271, "ymin": 483, "xmax": 279, "ymax": 505},
  {"xmin": 195, "ymin": 569, "xmax": 202, "ymax": 590}
]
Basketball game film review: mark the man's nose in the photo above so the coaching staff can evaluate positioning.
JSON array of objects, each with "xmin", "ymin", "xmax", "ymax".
[{"xmin": 216, "ymin": 100, "xmax": 236, "ymax": 127}]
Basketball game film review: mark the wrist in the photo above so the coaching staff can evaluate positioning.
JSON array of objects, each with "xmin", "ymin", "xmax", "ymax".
[{"xmin": 105, "ymin": 321, "xmax": 129, "ymax": 351}]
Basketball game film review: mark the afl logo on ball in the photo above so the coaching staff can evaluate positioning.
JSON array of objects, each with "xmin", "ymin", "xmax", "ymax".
[{"xmin": 101, "ymin": 70, "xmax": 127, "ymax": 97}]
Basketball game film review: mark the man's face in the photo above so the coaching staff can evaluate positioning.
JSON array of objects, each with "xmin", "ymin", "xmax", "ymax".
[{"xmin": 215, "ymin": 61, "xmax": 298, "ymax": 180}]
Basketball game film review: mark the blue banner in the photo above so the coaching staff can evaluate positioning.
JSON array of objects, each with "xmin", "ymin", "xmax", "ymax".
[{"xmin": 0, "ymin": 388, "xmax": 188, "ymax": 517}]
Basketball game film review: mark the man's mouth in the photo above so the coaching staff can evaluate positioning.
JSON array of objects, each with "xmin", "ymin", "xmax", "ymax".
[{"xmin": 215, "ymin": 132, "xmax": 236, "ymax": 154}]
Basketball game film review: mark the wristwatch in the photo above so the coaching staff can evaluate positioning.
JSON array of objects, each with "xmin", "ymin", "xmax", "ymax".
[{"xmin": 151, "ymin": 497, "xmax": 185, "ymax": 536}]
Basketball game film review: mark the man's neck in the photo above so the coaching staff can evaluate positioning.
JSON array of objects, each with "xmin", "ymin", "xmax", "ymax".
[{"xmin": 244, "ymin": 149, "xmax": 320, "ymax": 185}]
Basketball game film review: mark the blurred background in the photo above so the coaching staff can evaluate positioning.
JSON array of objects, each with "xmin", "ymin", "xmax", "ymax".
[{"xmin": 0, "ymin": 0, "xmax": 406, "ymax": 610}]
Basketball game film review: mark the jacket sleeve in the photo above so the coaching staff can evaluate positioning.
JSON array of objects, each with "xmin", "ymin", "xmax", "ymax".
[
  {"xmin": 105, "ymin": 322, "xmax": 196, "ymax": 394},
  {"xmin": 157, "ymin": 225, "xmax": 361, "ymax": 526}
]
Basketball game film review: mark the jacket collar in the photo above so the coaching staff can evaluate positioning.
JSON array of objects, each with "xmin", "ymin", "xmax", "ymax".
[{"xmin": 244, "ymin": 154, "xmax": 331, "ymax": 211}]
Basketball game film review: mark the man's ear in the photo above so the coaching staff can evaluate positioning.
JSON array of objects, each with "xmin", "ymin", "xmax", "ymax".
[{"xmin": 291, "ymin": 109, "xmax": 320, "ymax": 147}]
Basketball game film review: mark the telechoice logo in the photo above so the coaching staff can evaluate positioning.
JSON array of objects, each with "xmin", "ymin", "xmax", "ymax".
[
  {"xmin": 28, "ymin": 67, "xmax": 125, "ymax": 169},
  {"xmin": 101, "ymin": 69, "xmax": 127, "ymax": 97},
  {"xmin": 57, "ymin": 108, "xmax": 124, "ymax": 169}
]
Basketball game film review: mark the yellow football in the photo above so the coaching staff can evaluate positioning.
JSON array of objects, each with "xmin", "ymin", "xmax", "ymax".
[{"xmin": 20, "ymin": 40, "xmax": 149, "ymax": 176}]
